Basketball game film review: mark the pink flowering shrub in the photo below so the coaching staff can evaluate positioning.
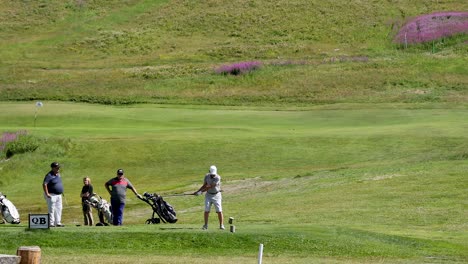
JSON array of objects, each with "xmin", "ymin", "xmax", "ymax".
[
  {"xmin": 0, "ymin": 130, "xmax": 27, "ymax": 152},
  {"xmin": 215, "ymin": 61, "xmax": 262, "ymax": 76},
  {"xmin": 0, "ymin": 130, "xmax": 41, "ymax": 158},
  {"xmin": 394, "ymin": 12, "xmax": 468, "ymax": 44}
]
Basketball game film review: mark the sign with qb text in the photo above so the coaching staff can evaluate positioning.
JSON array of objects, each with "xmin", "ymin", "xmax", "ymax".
[{"xmin": 29, "ymin": 214, "xmax": 49, "ymax": 229}]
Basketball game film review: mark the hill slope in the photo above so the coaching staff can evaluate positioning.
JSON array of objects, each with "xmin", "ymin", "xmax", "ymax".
[{"xmin": 0, "ymin": 0, "xmax": 467, "ymax": 105}]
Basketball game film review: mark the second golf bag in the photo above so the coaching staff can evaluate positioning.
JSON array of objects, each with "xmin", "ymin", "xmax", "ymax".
[
  {"xmin": 139, "ymin": 192, "xmax": 177, "ymax": 224},
  {"xmin": 0, "ymin": 192, "xmax": 20, "ymax": 224},
  {"xmin": 87, "ymin": 194, "xmax": 112, "ymax": 226}
]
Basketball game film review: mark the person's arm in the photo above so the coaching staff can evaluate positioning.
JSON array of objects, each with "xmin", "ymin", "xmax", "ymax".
[
  {"xmin": 193, "ymin": 182, "xmax": 210, "ymax": 195},
  {"xmin": 104, "ymin": 182, "xmax": 112, "ymax": 196},
  {"xmin": 130, "ymin": 186, "xmax": 142, "ymax": 198},
  {"xmin": 43, "ymin": 183, "xmax": 51, "ymax": 198}
]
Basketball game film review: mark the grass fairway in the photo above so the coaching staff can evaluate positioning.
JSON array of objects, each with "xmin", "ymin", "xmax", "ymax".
[{"xmin": 0, "ymin": 102, "xmax": 467, "ymax": 263}]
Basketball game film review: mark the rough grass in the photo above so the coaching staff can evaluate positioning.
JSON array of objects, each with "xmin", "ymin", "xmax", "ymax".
[
  {"xmin": 0, "ymin": 1, "xmax": 467, "ymax": 105},
  {"xmin": 1, "ymin": 56, "xmax": 467, "ymax": 106}
]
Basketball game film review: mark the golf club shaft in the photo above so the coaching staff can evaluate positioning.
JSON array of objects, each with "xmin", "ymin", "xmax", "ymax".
[
  {"xmin": 166, "ymin": 193, "xmax": 194, "ymax": 197},
  {"xmin": 166, "ymin": 190, "xmax": 224, "ymax": 197},
  {"xmin": 62, "ymin": 193, "xmax": 69, "ymax": 207}
]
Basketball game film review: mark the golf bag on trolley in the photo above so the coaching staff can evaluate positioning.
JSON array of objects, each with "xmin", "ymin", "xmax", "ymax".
[
  {"xmin": 139, "ymin": 192, "xmax": 177, "ymax": 224},
  {"xmin": 87, "ymin": 193, "xmax": 112, "ymax": 226},
  {"xmin": 0, "ymin": 192, "xmax": 20, "ymax": 224}
]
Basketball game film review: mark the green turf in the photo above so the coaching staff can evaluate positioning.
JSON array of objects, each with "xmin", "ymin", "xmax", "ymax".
[{"xmin": 0, "ymin": 102, "xmax": 467, "ymax": 263}]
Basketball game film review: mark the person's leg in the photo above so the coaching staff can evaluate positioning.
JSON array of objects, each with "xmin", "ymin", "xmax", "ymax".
[
  {"xmin": 87, "ymin": 208, "xmax": 94, "ymax": 226},
  {"xmin": 84, "ymin": 208, "xmax": 93, "ymax": 226},
  {"xmin": 204, "ymin": 211, "xmax": 209, "ymax": 226},
  {"xmin": 203, "ymin": 196, "xmax": 212, "ymax": 229},
  {"xmin": 111, "ymin": 200, "xmax": 121, "ymax": 225},
  {"xmin": 117, "ymin": 203, "xmax": 125, "ymax": 225},
  {"xmin": 44, "ymin": 194, "xmax": 55, "ymax": 226},
  {"xmin": 217, "ymin": 212, "xmax": 224, "ymax": 228},
  {"xmin": 83, "ymin": 211, "xmax": 88, "ymax": 225},
  {"xmin": 213, "ymin": 194, "xmax": 224, "ymax": 229},
  {"xmin": 55, "ymin": 195, "xmax": 63, "ymax": 225},
  {"xmin": 82, "ymin": 203, "xmax": 88, "ymax": 225}
]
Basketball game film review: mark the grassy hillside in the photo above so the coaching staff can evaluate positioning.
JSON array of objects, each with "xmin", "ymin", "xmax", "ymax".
[{"xmin": 1, "ymin": 0, "xmax": 467, "ymax": 105}]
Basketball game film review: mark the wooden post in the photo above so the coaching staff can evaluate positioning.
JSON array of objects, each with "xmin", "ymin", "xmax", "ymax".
[{"xmin": 16, "ymin": 246, "xmax": 41, "ymax": 264}]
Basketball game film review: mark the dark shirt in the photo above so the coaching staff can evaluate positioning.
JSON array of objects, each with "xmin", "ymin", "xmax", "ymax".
[
  {"xmin": 81, "ymin": 184, "xmax": 93, "ymax": 202},
  {"xmin": 43, "ymin": 171, "xmax": 64, "ymax": 194}
]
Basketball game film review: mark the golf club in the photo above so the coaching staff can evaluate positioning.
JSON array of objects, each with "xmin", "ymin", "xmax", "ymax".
[
  {"xmin": 62, "ymin": 193, "xmax": 69, "ymax": 207},
  {"xmin": 166, "ymin": 190, "xmax": 224, "ymax": 197},
  {"xmin": 165, "ymin": 193, "xmax": 195, "ymax": 197}
]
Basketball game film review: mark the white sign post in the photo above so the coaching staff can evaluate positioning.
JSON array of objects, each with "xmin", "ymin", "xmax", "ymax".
[{"xmin": 258, "ymin": 243, "xmax": 264, "ymax": 264}]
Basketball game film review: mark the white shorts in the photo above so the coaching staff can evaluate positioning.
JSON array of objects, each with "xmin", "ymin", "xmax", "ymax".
[{"xmin": 204, "ymin": 193, "xmax": 222, "ymax": 213}]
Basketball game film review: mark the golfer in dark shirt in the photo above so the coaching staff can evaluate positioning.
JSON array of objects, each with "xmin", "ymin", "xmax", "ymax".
[
  {"xmin": 80, "ymin": 177, "xmax": 94, "ymax": 226},
  {"xmin": 105, "ymin": 169, "xmax": 142, "ymax": 225},
  {"xmin": 43, "ymin": 162, "xmax": 64, "ymax": 227}
]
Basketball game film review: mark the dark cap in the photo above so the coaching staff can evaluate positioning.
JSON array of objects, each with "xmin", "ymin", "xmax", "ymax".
[
  {"xmin": 117, "ymin": 169, "xmax": 124, "ymax": 175},
  {"xmin": 50, "ymin": 162, "xmax": 60, "ymax": 168}
]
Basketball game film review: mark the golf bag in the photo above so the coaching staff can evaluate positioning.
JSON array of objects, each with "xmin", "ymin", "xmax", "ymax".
[
  {"xmin": 139, "ymin": 192, "xmax": 177, "ymax": 224},
  {"xmin": 87, "ymin": 194, "xmax": 112, "ymax": 226},
  {"xmin": 0, "ymin": 192, "xmax": 20, "ymax": 224}
]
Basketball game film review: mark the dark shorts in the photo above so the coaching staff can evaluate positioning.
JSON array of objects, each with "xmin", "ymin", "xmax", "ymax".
[{"xmin": 82, "ymin": 202, "xmax": 91, "ymax": 212}]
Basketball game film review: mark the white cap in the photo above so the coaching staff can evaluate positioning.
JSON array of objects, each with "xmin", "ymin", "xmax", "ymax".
[{"xmin": 209, "ymin": 165, "xmax": 217, "ymax": 175}]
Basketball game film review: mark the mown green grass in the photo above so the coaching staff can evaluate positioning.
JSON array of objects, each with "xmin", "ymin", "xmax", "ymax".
[
  {"xmin": 0, "ymin": 102, "xmax": 467, "ymax": 263},
  {"xmin": 0, "ymin": 224, "xmax": 466, "ymax": 263}
]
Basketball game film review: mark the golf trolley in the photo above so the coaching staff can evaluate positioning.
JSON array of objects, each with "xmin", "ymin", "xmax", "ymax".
[
  {"xmin": 0, "ymin": 192, "xmax": 20, "ymax": 224},
  {"xmin": 138, "ymin": 192, "xmax": 177, "ymax": 224},
  {"xmin": 86, "ymin": 193, "xmax": 112, "ymax": 226}
]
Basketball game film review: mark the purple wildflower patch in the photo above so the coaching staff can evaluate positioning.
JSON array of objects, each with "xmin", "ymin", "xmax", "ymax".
[
  {"xmin": 0, "ymin": 130, "xmax": 27, "ymax": 152},
  {"xmin": 394, "ymin": 12, "xmax": 468, "ymax": 44},
  {"xmin": 215, "ymin": 61, "xmax": 262, "ymax": 76}
]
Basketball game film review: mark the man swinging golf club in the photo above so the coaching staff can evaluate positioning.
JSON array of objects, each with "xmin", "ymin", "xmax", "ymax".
[{"xmin": 193, "ymin": 165, "xmax": 224, "ymax": 230}]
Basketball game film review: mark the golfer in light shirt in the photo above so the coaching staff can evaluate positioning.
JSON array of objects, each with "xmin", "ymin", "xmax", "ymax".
[{"xmin": 194, "ymin": 165, "xmax": 224, "ymax": 230}]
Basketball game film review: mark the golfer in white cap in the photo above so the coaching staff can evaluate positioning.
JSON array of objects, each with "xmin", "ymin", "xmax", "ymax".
[{"xmin": 194, "ymin": 165, "xmax": 224, "ymax": 230}]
